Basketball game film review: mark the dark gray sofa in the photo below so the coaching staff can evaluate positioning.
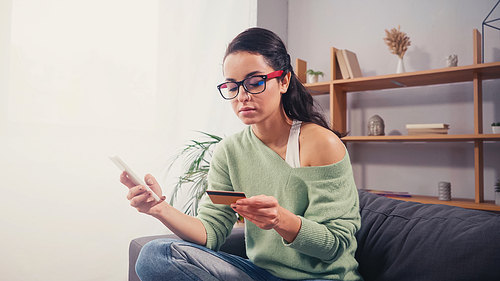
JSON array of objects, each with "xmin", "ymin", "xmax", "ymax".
[{"xmin": 129, "ymin": 190, "xmax": 500, "ymax": 281}]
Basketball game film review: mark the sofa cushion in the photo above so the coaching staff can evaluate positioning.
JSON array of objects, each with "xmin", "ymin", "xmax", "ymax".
[{"xmin": 355, "ymin": 190, "xmax": 500, "ymax": 281}]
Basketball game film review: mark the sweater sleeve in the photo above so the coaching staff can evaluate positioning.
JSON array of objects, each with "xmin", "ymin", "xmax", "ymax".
[
  {"xmin": 196, "ymin": 141, "xmax": 238, "ymax": 251},
  {"xmin": 284, "ymin": 152, "xmax": 361, "ymax": 262}
]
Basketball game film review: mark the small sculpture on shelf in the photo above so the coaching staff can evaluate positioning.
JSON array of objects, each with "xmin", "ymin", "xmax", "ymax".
[
  {"xmin": 438, "ymin": 181, "xmax": 452, "ymax": 201},
  {"xmin": 368, "ymin": 115, "xmax": 385, "ymax": 136},
  {"xmin": 447, "ymin": 55, "xmax": 458, "ymax": 67}
]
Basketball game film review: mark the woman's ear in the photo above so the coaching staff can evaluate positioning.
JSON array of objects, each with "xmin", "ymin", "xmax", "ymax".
[{"xmin": 279, "ymin": 72, "xmax": 291, "ymax": 94}]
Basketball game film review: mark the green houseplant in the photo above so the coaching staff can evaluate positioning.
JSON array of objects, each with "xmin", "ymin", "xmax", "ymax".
[
  {"xmin": 166, "ymin": 132, "xmax": 222, "ymax": 216},
  {"xmin": 491, "ymin": 122, "xmax": 500, "ymax": 134},
  {"xmin": 305, "ymin": 69, "xmax": 324, "ymax": 83}
]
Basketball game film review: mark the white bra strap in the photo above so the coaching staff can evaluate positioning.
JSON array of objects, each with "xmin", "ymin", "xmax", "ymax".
[{"xmin": 285, "ymin": 120, "xmax": 302, "ymax": 168}]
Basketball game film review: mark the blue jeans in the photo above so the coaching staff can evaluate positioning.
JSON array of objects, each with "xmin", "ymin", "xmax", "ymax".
[{"xmin": 135, "ymin": 238, "xmax": 330, "ymax": 281}]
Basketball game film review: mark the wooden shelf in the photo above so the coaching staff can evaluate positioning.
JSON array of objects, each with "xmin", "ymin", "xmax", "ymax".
[
  {"xmin": 295, "ymin": 29, "xmax": 498, "ymax": 211},
  {"xmin": 303, "ymin": 81, "xmax": 330, "ymax": 95},
  {"xmin": 334, "ymin": 61, "xmax": 500, "ymax": 92},
  {"xmin": 304, "ymin": 61, "xmax": 500, "ymax": 95},
  {"xmin": 392, "ymin": 195, "xmax": 500, "ymax": 212},
  {"xmin": 343, "ymin": 134, "xmax": 500, "ymax": 143}
]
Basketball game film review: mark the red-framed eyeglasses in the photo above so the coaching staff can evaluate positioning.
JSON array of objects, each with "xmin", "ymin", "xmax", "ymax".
[{"xmin": 217, "ymin": 70, "xmax": 284, "ymax": 100}]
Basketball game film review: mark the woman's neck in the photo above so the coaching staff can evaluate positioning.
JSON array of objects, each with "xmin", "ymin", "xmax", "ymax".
[{"xmin": 251, "ymin": 110, "xmax": 292, "ymax": 150}]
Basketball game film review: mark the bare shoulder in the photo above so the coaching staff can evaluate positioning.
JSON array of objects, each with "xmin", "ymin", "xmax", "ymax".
[{"xmin": 299, "ymin": 122, "xmax": 345, "ymax": 167}]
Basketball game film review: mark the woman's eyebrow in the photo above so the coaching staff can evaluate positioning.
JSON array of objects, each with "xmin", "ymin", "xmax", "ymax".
[{"xmin": 225, "ymin": 70, "xmax": 264, "ymax": 82}]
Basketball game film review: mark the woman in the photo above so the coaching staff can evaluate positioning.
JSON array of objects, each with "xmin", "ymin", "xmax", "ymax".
[{"xmin": 121, "ymin": 27, "xmax": 363, "ymax": 281}]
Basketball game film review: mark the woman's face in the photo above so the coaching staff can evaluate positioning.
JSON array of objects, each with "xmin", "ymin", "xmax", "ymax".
[{"xmin": 223, "ymin": 52, "xmax": 289, "ymax": 126}]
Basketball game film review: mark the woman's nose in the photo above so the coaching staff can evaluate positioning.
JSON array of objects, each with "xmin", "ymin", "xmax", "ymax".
[{"xmin": 237, "ymin": 85, "xmax": 251, "ymax": 102}]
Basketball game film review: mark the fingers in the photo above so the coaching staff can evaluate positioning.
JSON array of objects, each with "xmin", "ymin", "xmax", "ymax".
[
  {"xmin": 231, "ymin": 196, "xmax": 277, "ymax": 215},
  {"xmin": 121, "ymin": 171, "xmax": 162, "ymax": 197},
  {"xmin": 126, "ymin": 184, "xmax": 150, "ymax": 201},
  {"xmin": 127, "ymin": 184, "xmax": 167, "ymax": 209},
  {"xmin": 144, "ymin": 173, "xmax": 157, "ymax": 186},
  {"xmin": 231, "ymin": 195, "xmax": 279, "ymax": 227},
  {"xmin": 230, "ymin": 195, "xmax": 283, "ymax": 230},
  {"xmin": 119, "ymin": 170, "xmax": 166, "ymax": 214},
  {"xmin": 120, "ymin": 171, "xmax": 137, "ymax": 188},
  {"xmin": 233, "ymin": 195, "xmax": 277, "ymax": 208},
  {"xmin": 234, "ymin": 207, "xmax": 278, "ymax": 230},
  {"xmin": 130, "ymin": 192, "xmax": 156, "ymax": 205},
  {"xmin": 234, "ymin": 205, "xmax": 278, "ymax": 220},
  {"xmin": 144, "ymin": 173, "xmax": 162, "ymax": 198}
]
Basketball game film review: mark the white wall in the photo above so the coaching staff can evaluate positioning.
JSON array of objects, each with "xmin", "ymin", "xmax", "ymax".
[
  {"xmin": 257, "ymin": 0, "xmax": 289, "ymax": 46},
  {"xmin": 0, "ymin": 0, "xmax": 254, "ymax": 280},
  {"xmin": 288, "ymin": 0, "xmax": 500, "ymax": 200}
]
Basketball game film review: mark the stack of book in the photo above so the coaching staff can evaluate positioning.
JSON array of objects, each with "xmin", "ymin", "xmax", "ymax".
[
  {"xmin": 360, "ymin": 189, "xmax": 411, "ymax": 198},
  {"xmin": 336, "ymin": 49, "xmax": 363, "ymax": 79},
  {"xmin": 406, "ymin": 123, "xmax": 450, "ymax": 135}
]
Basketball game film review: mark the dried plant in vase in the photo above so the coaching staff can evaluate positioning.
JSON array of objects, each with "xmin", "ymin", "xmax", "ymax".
[{"xmin": 383, "ymin": 25, "xmax": 411, "ymax": 73}]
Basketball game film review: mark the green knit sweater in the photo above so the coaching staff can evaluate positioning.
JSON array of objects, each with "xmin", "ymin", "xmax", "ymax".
[{"xmin": 197, "ymin": 126, "xmax": 363, "ymax": 280}]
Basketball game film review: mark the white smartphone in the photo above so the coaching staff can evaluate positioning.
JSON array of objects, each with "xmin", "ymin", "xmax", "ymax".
[{"xmin": 109, "ymin": 156, "xmax": 161, "ymax": 202}]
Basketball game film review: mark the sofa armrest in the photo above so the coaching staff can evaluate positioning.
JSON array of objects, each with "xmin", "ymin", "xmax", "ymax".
[{"xmin": 129, "ymin": 227, "xmax": 246, "ymax": 281}]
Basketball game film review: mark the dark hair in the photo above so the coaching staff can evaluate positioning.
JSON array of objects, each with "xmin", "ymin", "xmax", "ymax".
[{"xmin": 224, "ymin": 27, "xmax": 344, "ymax": 138}]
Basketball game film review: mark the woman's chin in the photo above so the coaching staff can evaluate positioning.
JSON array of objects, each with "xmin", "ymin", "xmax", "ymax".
[
  {"xmin": 240, "ymin": 119, "xmax": 255, "ymax": 125},
  {"xmin": 238, "ymin": 116, "xmax": 257, "ymax": 125}
]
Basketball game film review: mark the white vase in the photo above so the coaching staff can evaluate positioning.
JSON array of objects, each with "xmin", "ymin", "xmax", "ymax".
[
  {"xmin": 397, "ymin": 57, "xmax": 405, "ymax": 74},
  {"xmin": 307, "ymin": 74, "xmax": 319, "ymax": 83},
  {"xmin": 493, "ymin": 126, "xmax": 500, "ymax": 134},
  {"xmin": 495, "ymin": 192, "xmax": 500, "ymax": 206}
]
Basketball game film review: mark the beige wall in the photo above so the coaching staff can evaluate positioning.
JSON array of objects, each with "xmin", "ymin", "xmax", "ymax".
[
  {"xmin": 287, "ymin": 0, "xmax": 500, "ymax": 199},
  {"xmin": 0, "ymin": 0, "xmax": 255, "ymax": 280}
]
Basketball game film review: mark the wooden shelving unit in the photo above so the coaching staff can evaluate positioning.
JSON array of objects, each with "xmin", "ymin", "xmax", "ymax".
[
  {"xmin": 394, "ymin": 195, "xmax": 499, "ymax": 212},
  {"xmin": 296, "ymin": 29, "xmax": 500, "ymax": 211},
  {"xmin": 343, "ymin": 134, "xmax": 500, "ymax": 142},
  {"xmin": 303, "ymin": 61, "xmax": 500, "ymax": 95}
]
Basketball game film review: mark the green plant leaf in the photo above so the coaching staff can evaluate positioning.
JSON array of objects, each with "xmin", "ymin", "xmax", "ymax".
[
  {"xmin": 305, "ymin": 69, "xmax": 324, "ymax": 77},
  {"xmin": 165, "ymin": 131, "xmax": 223, "ymax": 215}
]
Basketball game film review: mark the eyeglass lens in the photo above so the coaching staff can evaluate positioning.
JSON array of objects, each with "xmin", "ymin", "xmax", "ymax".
[{"xmin": 219, "ymin": 76, "xmax": 266, "ymax": 99}]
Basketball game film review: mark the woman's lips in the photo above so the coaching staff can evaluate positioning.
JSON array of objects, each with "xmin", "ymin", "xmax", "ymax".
[
  {"xmin": 239, "ymin": 107, "xmax": 255, "ymax": 116},
  {"xmin": 239, "ymin": 107, "xmax": 255, "ymax": 112}
]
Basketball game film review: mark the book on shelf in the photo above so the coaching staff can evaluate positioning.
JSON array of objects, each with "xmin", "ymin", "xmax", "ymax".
[
  {"xmin": 408, "ymin": 128, "xmax": 449, "ymax": 135},
  {"xmin": 343, "ymin": 49, "xmax": 363, "ymax": 78},
  {"xmin": 335, "ymin": 50, "xmax": 350, "ymax": 79},
  {"xmin": 360, "ymin": 189, "xmax": 412, "ymax": 198},
  {"xmin": 335, "ymin": 49, "xmax": 363, "ymax": 79},
  {"xmin": 406, "ymin": 123, "xmax": 450, "ymax": 129}
]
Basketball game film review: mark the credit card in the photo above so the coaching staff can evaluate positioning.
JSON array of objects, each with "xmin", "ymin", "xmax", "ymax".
[{"xmin": 206, "ymin": 190, "xmax": 246, "ymax": 205}]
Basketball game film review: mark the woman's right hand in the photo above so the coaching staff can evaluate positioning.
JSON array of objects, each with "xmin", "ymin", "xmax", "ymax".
[
  {"xmin": 120, "ymin": 171, "xmax": 207, "ymax": 245},
  {"xmin": 120, "ymin": 171, "xmax": 166, "ymax": 215}
]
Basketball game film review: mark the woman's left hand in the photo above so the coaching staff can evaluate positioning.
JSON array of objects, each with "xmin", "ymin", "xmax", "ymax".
[
  {"xmin": 231, "ymin": 195, "xmax": 281, "ymax": 230},
  {"xmin": 231, "ymin": 195, "xmax": 302, "ymax": 242}
]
